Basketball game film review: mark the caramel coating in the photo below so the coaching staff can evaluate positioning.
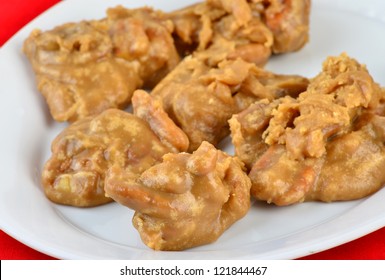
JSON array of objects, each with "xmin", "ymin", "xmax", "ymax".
[
  {"xmin": 152, "ymin": 56, "xmax": 308, "ymax": 151},
  {"xmin": 230, "ymin": 53, "xmax": 385, "ymax": 205},
  {"xmin": 168, "ymin": 0, "xmax": 311, "ymax": 63},
  {"xmin": 263, "ymin": 0, "xmax": 311, "ymax": 53},
  {"xmin": 106, "ymin": 6, "xmax": 180, "ymax": 88},
  {"xmin": 23, "ymin": 6, "xmax": 180, "ymax": 122},
  {"xmin": 168, "ymin": 0, "xmax": 273, "ymax": 66},
  {"xmin": 105, "ymin": 141, "xmax": 251, "ymax": 250},
  {"xmin": 41, "ymin": 90, "xmax": 188, "ymax": 207}
]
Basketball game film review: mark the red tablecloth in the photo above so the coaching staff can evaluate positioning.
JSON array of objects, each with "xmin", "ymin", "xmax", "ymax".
[{"xmin": 1, "ymin": 0, "xmax": 385, "ymax": 260}]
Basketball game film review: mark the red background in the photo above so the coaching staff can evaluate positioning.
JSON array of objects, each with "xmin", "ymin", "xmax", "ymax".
[{"xmin": 1, "ymin": 0, "xmax": 385, "ymax": 260}]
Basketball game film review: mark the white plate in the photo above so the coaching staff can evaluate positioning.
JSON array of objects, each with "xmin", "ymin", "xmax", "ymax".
[{"xmin": 1, "ymin": 0, "xmax": 385, "ymax": 260}]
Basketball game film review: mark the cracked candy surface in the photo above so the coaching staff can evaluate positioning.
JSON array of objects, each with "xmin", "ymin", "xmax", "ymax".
[{"xmin": 230, "ymin": 53, "xmax": 385, "ymax": 205}]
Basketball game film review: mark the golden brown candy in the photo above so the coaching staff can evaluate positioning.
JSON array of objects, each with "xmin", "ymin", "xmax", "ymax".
[
  {"xmin": 41, "ymin": 90, "xmax": 188, "ymax": 207},
  {"xmin": 230, "ymin": 53, "xmax": 385, "ymax": 205},
  {"xmin": 24, "ymin": 6, "xmax": 180, "ymax": 122},
  {"xmin": 105, "ymin": 141, "xmax": 251, "ymax": 250}
]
